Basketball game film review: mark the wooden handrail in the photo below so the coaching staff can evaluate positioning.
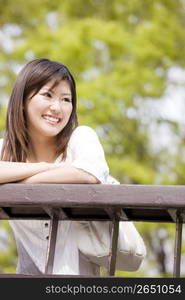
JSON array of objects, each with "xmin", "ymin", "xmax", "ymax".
[{"xmin": 0, "ymin": 184, "xmax": 184, "ymax": 277}]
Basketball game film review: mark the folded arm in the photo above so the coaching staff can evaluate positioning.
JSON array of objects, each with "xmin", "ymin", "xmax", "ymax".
[
  {"xmin": 0, "ymin": 161, "xmax": 59, "ymax": 184},
  {"xmin": 19, "ymin": 162, "xmax": 100, "ymax": 184}
]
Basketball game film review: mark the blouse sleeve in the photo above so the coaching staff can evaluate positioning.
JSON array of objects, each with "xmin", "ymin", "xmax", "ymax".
[{"xmin": 67, "ymin": 126, "xmax": 109, "ymax": 184}]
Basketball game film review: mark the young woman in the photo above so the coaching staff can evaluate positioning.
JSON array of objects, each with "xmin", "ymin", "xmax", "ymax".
[{"xmin": 0, "ymin": 58, "xmax": 146, "ymax": 275}]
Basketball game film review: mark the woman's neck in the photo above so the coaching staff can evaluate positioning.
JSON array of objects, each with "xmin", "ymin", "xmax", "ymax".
[{"xmin": 27, "ymin": 136, "xmax": 58, "ymax": 163}]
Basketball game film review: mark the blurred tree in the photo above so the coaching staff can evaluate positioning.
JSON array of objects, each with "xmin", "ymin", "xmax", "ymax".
[
  {"xmin": 0, "ymin": 221, "xmax": 17, "ymax": 273},
  {"xmin": 0, "ymin": 0, "xmax": 185, "ymax": 277}
]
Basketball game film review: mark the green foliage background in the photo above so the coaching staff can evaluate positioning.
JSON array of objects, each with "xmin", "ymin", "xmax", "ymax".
[{"xmin": 0, "ymin": 0, "xmax": 185, "ymax": 277}]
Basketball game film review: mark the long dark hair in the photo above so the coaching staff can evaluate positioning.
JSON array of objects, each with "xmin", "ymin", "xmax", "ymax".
[{"xmin": 1, "ymin": 58, "xmax": 78, "ymax": 162}]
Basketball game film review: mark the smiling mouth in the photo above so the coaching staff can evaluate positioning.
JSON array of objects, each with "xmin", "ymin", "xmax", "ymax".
[{"xmin": 42, "ymin": 114, "xmax": 61, "ymax": 124}]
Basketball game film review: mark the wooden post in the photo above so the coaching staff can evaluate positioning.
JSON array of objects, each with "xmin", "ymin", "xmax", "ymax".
[
  {"xmin": 45, "ymin": 211, "xmax": 59, "ymax": 274},
  {"xmin": 173, "ymin": 212, "xmax": 183, "ymax": 277},
  {"xmin": 108, "ymin": 220, "xmax": 119, "ymax": 276}
]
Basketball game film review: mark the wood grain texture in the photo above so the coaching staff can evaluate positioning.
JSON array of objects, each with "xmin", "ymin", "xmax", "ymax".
[{"xmin": 0, "ymin": 184, "xmax": 185, "ymax": 222}]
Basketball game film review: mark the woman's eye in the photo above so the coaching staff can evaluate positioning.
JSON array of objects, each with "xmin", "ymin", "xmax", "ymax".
[
  {"xmin": 63, "ymin": 98, "xmax": 71, "ymax": 102},
  {"xmin": 42, "ymin": 92, "xmax": 52, "ymax": 98}
]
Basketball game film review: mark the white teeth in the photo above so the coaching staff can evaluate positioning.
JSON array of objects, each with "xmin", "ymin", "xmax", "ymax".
[{"xmin": 42, "ymin": 115, "xmax": 60, "ymax": 123}]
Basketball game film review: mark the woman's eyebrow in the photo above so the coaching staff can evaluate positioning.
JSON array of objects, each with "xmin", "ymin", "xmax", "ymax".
[
  {"xmin": 40, "ymin": 86, "xmax": 51, "ymax": 91},
  {"xmin": 40, "ymin": 87, "xmax": 71, "ymax": 96},
  {"xmin": 60, "ymin": 92, "xmax": 72, "ymax": 96}
]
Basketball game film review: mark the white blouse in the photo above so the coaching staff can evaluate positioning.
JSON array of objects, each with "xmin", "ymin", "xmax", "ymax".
[{"xmin": 0, "ymin": 126, "xmax": 115, "ymax": 275}]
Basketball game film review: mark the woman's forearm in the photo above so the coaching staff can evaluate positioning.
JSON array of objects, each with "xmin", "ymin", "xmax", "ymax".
[
  {"xmin": 0, "ymin": 161, "xmax": 59, "ymax": 184},
  {"xmin": 20, "ymin": 164, "xmax": 100, "ymax": 184}
]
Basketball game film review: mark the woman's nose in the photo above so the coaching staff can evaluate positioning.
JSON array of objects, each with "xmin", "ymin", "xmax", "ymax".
[{"xmin": 49, "ymin": 99, "xmax": 62, "ymax": 111}]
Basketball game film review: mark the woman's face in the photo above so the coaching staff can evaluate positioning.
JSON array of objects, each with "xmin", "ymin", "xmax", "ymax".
[{"xmin": 25, "ymin": 80, "xmax": 73, "ymax": 141}]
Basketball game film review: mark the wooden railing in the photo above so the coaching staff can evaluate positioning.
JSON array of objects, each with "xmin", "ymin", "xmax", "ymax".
[{"xmin": 0, "ymin": 184, "xmax": 184, "ymax": 277}]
